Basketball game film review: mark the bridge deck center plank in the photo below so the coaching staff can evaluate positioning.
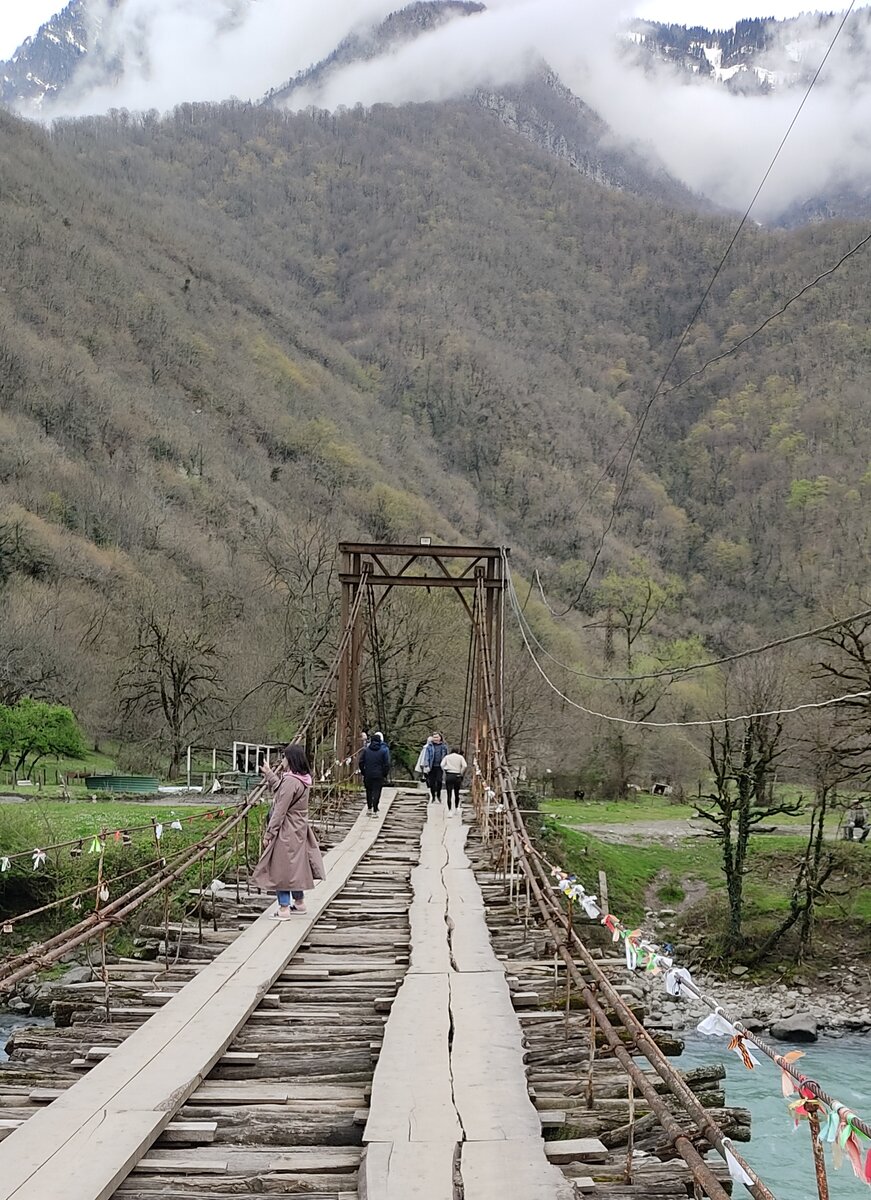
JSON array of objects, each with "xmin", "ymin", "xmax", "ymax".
[{"xmin": 363, "ymin": 802, "xmax": 571, "ymax": 1199}]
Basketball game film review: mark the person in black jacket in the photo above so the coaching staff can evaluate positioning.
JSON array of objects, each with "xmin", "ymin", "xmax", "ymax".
[{"xmin": 358, "ymin": 732, "xmax": 390, "ymax": 816}]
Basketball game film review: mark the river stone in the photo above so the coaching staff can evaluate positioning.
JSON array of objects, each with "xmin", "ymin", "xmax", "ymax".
[
  {"xmin": 770, "ymin": 1013, "xmax": 818, "ymax": 1042},
  {"xmin": 58, "ymin": 964, "xmax": 94, "ymax": 985},
  {"xmin": 731, "ymin": 965, "xmax": 749, "ymax": 976}
]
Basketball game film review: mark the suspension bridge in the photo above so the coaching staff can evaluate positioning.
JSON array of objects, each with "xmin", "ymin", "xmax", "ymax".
[{"xmin": 0, "ymin": 542, "xmax": 858, "ymax": 1200}]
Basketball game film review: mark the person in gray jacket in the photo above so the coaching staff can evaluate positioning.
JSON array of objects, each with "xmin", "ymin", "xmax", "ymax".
[{"xmin": 421, "ymin": 731, "xmax": 449, "ymax": 802}]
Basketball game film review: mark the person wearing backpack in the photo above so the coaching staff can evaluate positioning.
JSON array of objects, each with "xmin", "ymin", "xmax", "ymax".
[{"xmin": 358, "ymin": 731, "xmax": 391, "ymax": 816}]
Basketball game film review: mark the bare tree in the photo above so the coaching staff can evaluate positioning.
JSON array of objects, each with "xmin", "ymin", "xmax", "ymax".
[{"xmin": 116, "ymin": 605, "xmax": 226, "ymax": 777}]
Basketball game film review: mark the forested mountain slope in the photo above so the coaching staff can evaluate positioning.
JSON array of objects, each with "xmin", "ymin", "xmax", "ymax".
[{"xmin": 1, "ymin": 99, "xmax": 870, "ymax": 765}]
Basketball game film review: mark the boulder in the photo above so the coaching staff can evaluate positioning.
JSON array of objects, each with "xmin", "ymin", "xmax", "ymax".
[
  {"xmin": 58, "ymin": 964, "xmax": 93, "ymax": 986},
  {"xmin": 770, "ymin": 1013, "xmax": 818, "ymax": 1043}
]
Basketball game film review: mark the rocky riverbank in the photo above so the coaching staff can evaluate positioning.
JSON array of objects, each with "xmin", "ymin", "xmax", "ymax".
[{"xmin": 640, "ymin": 968, "xmax": 871, "ymax": 1042}]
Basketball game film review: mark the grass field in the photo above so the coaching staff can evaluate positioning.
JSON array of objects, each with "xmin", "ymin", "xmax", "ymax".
[
  {"xmin": 540, "ymin": 787, "xmax": 839, "ymax": 831},
  {"xmin": 0, "ymin": 797, "xmax": 259, "ymax": 953},
  {"xmin": 0, "ymin": 799, "xmax": 218, "ymax": 850}
]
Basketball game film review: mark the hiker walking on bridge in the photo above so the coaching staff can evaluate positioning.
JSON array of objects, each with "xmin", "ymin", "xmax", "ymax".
[
  {"xmin": 420, "ymin": 731, "xmax": 449, "ymax": 803},
  {"xmin": 441, "ymin": 747, "xmax": 468, "ymax": 813},
  {"xmin": 253, "ymin": 744, "xmax": 325, "ymax": 920},
  {"xmin": 358, "ymin": 731, "xmax": 390, "ymax": 816}
]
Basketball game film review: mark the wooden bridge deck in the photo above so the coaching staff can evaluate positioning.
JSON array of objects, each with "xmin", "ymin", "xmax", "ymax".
[
  {"xmin": 362, "ymin": 804, "xmax": 572, "ymax": 1198},
  {"xmin": 0, "ymin": 789, "xmax": 740, "ymax": 1200}
]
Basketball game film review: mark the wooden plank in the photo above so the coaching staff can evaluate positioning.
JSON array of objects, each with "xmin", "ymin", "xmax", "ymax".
[
  {"xmin": 363, "ymin": 974, "xmax": 461, "ymax": 1144},
  {"xmin": 361, "ymin": 1141, "xmax": 455, "ymax": 1199},
  {"xmin": 407, "ymin": 809, "xmax": 451, "ymax": 974},
  {"xmin": 446, "ymin": 868, "xmax": 500, "ymax": 974},
  {"xmin": 450, "ymin": 970, "xmax": 541, "ymax": 1141},
  {"xmin": 0, "ymin": 792, "xmax": 399, "ymax": 1200},
  {"xmin": 461, "ymin": 1140, "xmax": 575, "ymax": 1199},
  {"xmin": 544, "ymin": 1138, "xmax": 608, "ymax": 1164},
  {"xmin": 133, "ymin": 1156, "xmax": 229, "ymax": 1175},
  {"xmin": 158, "ymin": 1121, "xmax": 218, "ymax": 1144}
]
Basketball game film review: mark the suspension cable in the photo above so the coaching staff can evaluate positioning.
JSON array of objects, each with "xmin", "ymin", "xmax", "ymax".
[
  {"xmin": 507, "ymin": 565, "xmax": 871, "ymax": 728},
  {"xmin": 518, "ymin": 574, "xmax": 871, "ymax": 684},
  {"xmin": 470, "ymin": 576, "xmax": 769, "ymax": 1197}
]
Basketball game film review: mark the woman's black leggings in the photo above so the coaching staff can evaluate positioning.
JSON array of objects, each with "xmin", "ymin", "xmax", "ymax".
[{"xmin": 444, "ymin": 774, "xmax": 462, "ymax": 809}]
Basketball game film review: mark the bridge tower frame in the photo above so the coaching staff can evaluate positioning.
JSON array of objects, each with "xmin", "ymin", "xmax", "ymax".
[{"xmin": 335, "ymin": 542, "xmax": 507, "ymax": 765}]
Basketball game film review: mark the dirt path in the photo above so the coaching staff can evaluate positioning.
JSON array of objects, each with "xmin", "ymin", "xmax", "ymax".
[{"xmin": 562, "ymin": 817, "xmax": 836, "ymax": 844}]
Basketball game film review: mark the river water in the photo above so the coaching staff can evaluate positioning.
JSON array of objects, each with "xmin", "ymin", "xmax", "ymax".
[
  {"xmin": 0, "ymin": 1014, "xmax": 867, "ymax": 1194},
  {"xmin": 679, "ymin": 1033, "xmax": 871, "ymax": 1198},
  {"xmin": 0, "ymin": 1011, "xmax": 54, "ymax": 1062}
]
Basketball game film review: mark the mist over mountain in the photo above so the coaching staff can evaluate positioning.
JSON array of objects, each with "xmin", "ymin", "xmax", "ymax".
[{"xmin": 3, "ymin": 1, "xmax": 871, "ymax": 224}]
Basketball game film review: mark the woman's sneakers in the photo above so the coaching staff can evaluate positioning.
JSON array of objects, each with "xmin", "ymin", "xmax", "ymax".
[{"xmin": 271, "ymin": 906, "xmax": 293, "ymax": 921}]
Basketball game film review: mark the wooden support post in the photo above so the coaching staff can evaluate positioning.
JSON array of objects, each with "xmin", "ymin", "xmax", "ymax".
[
  {"xmin": 807, "ymin": 1103, "xmax": 830, "ymax": 1200},
  {"xmin": 598, "ymin": 869, "xmax": 610, "ymax": 915},
  {"xmin": 625, "ymin": 1077, "xmax": 635, "ymax": 1183},
  {"xmin": 564, "ymin": 897, "xmax": 573, "ymax": 1038},
  {"xmin": 585, "ymin": 1004, "xmax": 597, "ymax": 1109}
]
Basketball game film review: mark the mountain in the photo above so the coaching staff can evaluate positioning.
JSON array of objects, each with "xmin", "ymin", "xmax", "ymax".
[
  {"xmin": 270, "ymin": 4, "xmax": 703, "ymax": 212},
  {"xmin": 4, "ymin": 3, "xmax": 871, "ymax": 225},
  {"xmin": 2, "ymin": 95, "xmax": 871, "ymax": 766},
  {"xmin": 632, "ymin": 11, "xmax": 871, "ymax": 95},
  {"xmin": 0, "ymin": 1, "xmax": 89, "ymax": 109},
  {"xmin": 267, "ymin": 1, "xmax": 485, "ymax": 106}
]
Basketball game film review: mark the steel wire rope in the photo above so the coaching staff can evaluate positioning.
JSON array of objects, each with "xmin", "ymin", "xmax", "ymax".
[
  {"xmin": 471, "ymin": 578, "xmax": 770, "ymax": 1196},
  {"xmin": 513, "ymin": 574, "xmax": 871, "ymax": 684},
  {"xmin": 0, "ymin": 788, "xmax": 267, "ymax": 990},
  {"xmin": 0, "ymin": 615, "xmax": 360, "ymax": 989},
  {"xmin": 1, "ymin": 849, "xmax": 182, "ymax": 929},
  {"xmin": 506, "ymin": 565, "xmax": 871, "ymax": 728},
  {"xmin": 660, "ymin": 226, "xmax": 871, "ymax": 398},
  {"xmin": 523, "ymin": 834, "xmax": 871, "ymax": 1144},
  {"xmin": 0, "ymin": 802, "xmax": 244, "ymax": 866},
  {"xmin": 293, "ymin": 581, "xmax": 367, "ymax": 748},
  {"xmin": 546, "ymin": 1, "xmax": 859, "ymax": 616}
]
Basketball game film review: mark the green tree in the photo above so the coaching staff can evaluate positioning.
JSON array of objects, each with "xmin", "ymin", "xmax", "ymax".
[
  {"xmin": 695, "ymin": 714, "xmax": 798, "ymax": 952},
  {"xmin": 0, "ymin": 697, "xmax": 86, "ymax": 779}
]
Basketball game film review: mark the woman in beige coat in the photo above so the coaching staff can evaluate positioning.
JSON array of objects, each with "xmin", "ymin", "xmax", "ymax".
[{"xmin": 251, "ymin": 744, "xmax": 325, "ymax": 919}]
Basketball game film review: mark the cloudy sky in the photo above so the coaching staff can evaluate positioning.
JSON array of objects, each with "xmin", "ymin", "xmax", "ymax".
[
  {"xmin": 3, "ymin": 0, "xmax": 869, "ymax": 222},
  {"xmin": 0, "ymin": 1, "xmax": 860, "ymax": 59}
]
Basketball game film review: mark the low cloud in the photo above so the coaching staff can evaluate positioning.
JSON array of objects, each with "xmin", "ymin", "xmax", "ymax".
[
  {"xmin": 47, "ymin": 0, "xmax": 402, "ymax": 117},
  {"xmin": 39, "ymin": 0, "xmax": 871, "ymax": 220}
]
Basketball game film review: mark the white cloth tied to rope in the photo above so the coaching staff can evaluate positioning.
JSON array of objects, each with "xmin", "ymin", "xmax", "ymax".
[
  {"xmin": 665, "ymin": 966, "xmax": 694, "ymax": 997},
  {"xmin": 722, "ymin": 1139, "xmax": 754, "ymax": 1185},
  {"xmin": 32, "ymin": 848, "xmax": 46, "ymax": 869},
  {"xmin": 0, "ymin": 856, "xmax": 9, "ymax": 872},
  {"xmin": 697, "ymin": 1010, "xmax": 737, "ymax": 1038},
  {"xmin": 697, "ymin": 1010, "xmax": 760, "ymax": 1066}
]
